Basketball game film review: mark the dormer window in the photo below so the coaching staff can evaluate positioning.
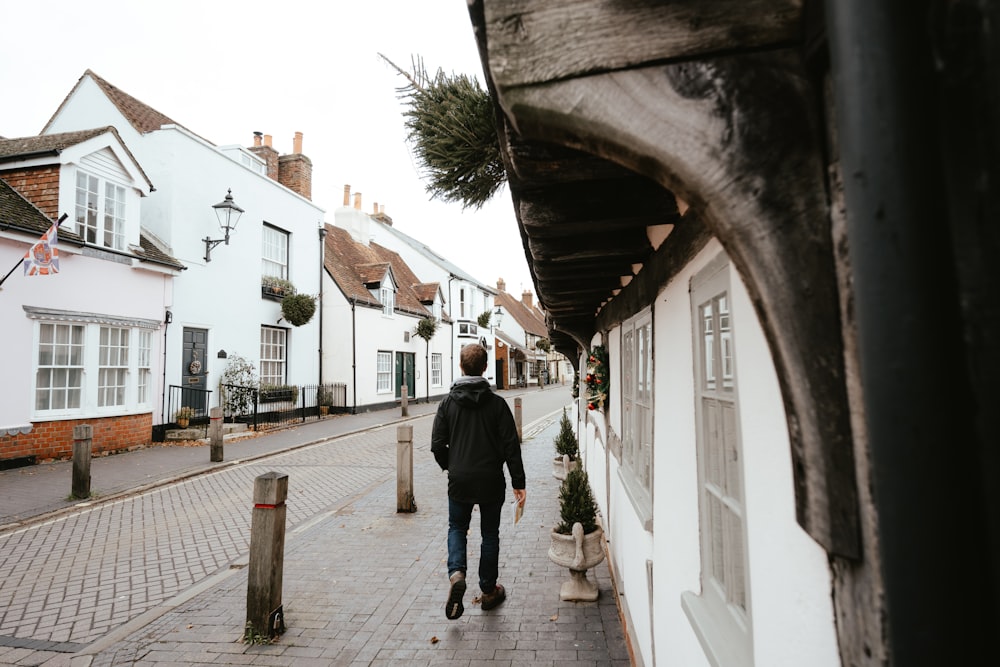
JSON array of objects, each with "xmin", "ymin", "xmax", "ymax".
[
  {"xmin": 75, "ymin": 170, "xmax": 126, "ymax": 250},
  {"xmin": 381, "ymin": 284, "xmax": 395, "ymax": 317}
]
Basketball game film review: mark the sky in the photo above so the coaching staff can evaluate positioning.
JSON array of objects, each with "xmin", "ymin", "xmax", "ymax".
[{"xmin": 0, "ymin": 0, "xmax": 536, "ymax": 297}]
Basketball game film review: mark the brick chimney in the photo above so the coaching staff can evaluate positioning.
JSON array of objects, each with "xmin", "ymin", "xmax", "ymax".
[
  {"xmin": 497, "ymin": 278, "xmax": 506, "ymax": 293},
  {"xmin": 522, "ymin": 290, "xmax": 533, "ymax": 309},
  {"xmin": 371, "ymin": 202, "xmax": 393, "ymax": 226},
  {"xmin": 278, "ymin": 132, "xmax": 312, "ymax": 200},
  {"xmin": 248, "ymin": 132, "xmax": 279, "ymax": 180}
]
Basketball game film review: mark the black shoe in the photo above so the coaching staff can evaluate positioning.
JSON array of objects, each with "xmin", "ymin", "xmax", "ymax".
[
  {"xmin": 446, "ymin": 571, "xmax": 466, "ymax": 620},
  {"xmin": 481, "ymin": 584, "xmax": 506, "ymax": 611}
]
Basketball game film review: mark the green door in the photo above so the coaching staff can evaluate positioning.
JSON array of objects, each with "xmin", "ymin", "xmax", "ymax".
[{"xmin": 395, "ymin": 352, "xmax": 415, "ymax": 400}]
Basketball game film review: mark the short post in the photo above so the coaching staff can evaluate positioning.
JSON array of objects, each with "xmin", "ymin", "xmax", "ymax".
[
  {"xmin": 209, "ymin": 406, "xmax": 223, "ymax": 462},
  {"xmin": 514, "ymin": 397, "xmax": 523, "ymax": 442},
  {"xmin": 396, "ymin": 425, "xmax": 416, "ymax": 512},
  {"xmin": 71, "ymin": 424, "xmax": 92, "ymax": 499},
  {"xmin": 400, "ymin": 384, "xmax": 409, "ymax": 417},
  {"xmin": 246, "ymin": 472, "xmax": 288, "ymax": 642}
]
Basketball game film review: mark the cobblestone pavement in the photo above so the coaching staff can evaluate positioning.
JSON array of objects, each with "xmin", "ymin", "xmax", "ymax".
[{"xmin": 0, "ymin": 392, "xmax": 630, "ymax": 666}]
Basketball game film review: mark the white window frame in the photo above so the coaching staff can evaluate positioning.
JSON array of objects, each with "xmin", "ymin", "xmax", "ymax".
[
  {"xmin": 381, "ymin": 285, "xmax": 395, "ymax": 317},
  {"xmin": 619, "ymin": 310, "xmax": 653, "ymax": 526},
  {"xmin": 75, "ymin": 170, "xmax": 126, "ymax": 251},
  {"xmin": 681, "ymin": 256, "xmax": 753, "ymax": 667},
  {"xmin": 98, "ymin": 326, "xmax": 129, "ymax": 408},
  {"xmin": 137, "ymin": 330, "xmax": 152, "ymax": 406},
  {"xmin": 259, "ymin": 327, "xmax": 287, "ymax": 386},
  {"xmin": 28, "ymin": 308, "xmax": 160, "ymax": 418},
  {"xmin": 35, "ymin": 322, "xmax": 85, "ymax": 412},
  {"xmin": 262, "ymin": 224, "xmax": 289, "ymax": 280},
  {"xmin": 431, "ymin": 353, "xmax": 442, "ymax": 387},
  {"xmin": 376, "ymin": 351, "xmax": 392, "ymax": 393},
  {"xmin": 459, "ymin": 287, "xmax": 467, "ymax": 318}
]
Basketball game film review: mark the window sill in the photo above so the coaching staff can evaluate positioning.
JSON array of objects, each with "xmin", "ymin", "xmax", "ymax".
[
  {"xmin": 681, "ymin": 591, "xmax": 753, "ymax": 667},
  {"xmin": 617, "ymin": 466, "xmax": 653, "ymax": 532}
]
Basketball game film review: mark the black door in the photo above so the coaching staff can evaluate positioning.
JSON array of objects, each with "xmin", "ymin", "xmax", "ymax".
[{"xmin": 182, "ymin": 327, "xmax": 208, "ymax": 411}]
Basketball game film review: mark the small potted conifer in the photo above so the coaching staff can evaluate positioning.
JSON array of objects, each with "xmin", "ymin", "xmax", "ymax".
[
  {"xmin": 548, "ymin": 468, "xmax": 605, "ymax": 601},
  {"xmin": 552, "ymin": 407, "xmax": 580, "ymax": 480}
]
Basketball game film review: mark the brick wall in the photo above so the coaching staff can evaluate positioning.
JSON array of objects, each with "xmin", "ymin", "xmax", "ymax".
[
  {"xmin": 0, "ymin": 166, "xmax": 61, "ymax": 219},
  {"xmin": 278, "ymin": 154, "xmax": 312, "ymax": 201},
  {"xmin": 248, "ymin": 145, "xmax": 279, "ymax": 181},
  {"xmin": 0, "ymin": 414, "xmax": 153, "ymax": 463}
]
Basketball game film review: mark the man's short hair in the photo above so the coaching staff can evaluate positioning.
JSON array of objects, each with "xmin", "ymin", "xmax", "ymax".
[{"xmin": 460, "ymin": 344, "xmax": 488, "ymax": 376}]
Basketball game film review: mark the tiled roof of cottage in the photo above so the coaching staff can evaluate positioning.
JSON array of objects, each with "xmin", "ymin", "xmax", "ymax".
[
  {"xmin": 42, "ymin": 70, "xmax": 207, "ymax": 143},
  {"xmin": 324, "ymin": 224, "xmax": 432, "ymax": 318},
  {"xmin": 0, "ymin": 127, "xmax": 154, "ymax": 192},
  {"xmin": 411, "ymin": 282, "xmax": 440, "ymax": 304},
  {"xmin": 495, "ymin": 289, "xmax": 548, "ymax": 337}
]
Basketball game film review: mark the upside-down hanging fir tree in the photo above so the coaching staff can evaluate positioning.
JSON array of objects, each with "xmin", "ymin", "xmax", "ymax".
[{"xmin": 380, "ymin": 53, "xmax": 506, "ymax": 210}]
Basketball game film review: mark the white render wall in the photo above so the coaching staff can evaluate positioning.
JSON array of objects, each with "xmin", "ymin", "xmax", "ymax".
[
  {"xmin": 0, "ymin": 238, "xmax": 171, "ymax": 427},
  {"xmin": 582, "ymin": 239, "xmax": 839, "ymax": 667},
  {"xmin": 46, "ymin": 81, "xmax": 325, "ymax": 418},
  {"xmin": 320, "ymin": 273, "xmax": 449, "ymax": 410},
  {"xmin": 367, "ymin": 218, "xmax": 495, "ymax": 387}
]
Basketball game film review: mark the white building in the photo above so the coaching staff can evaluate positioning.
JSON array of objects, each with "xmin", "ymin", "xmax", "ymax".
[
  {"xmin": 0, "ymin": 127, "xmax": 182, "ymax": 461},
  {"xmin": 41, "ymin": 70, "xmax": 324, "ymax": 429},
  {"xmin": 322, "ymin": 192, "xmax": 445, "ymax": 411},
  {"xmin": 362, "ymin": 197, "xmax": 499, "ymax": 387}
]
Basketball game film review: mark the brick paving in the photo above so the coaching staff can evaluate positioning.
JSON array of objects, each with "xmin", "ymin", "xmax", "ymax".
[{"xmin": 0, "ymin": 393, "xmax": 629, "ymax": 666}]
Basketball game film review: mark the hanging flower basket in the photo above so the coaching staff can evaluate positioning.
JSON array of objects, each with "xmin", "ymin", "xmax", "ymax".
[
  {"xmin": 281, "ymin": 294, "xmax": 316, "ymax": 327},
  {"xmin": 584, "ymin": 345, "xmax": 609, "ymax": 411}
]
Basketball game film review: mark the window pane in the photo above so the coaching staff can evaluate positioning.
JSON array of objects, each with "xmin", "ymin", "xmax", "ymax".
[
  {"xmin": 702, "ymin": 302, "xmax": 715, "ymax": 390},
  {"xmin": 36, "ymin": 323, "xmax": 84, "ymax": 410},
  {"xmin": 262, "ymin": 226, "xmax": 289, "ymax": 279},
  {"xmin": 260, "ymin": 327, "xmax": 287, "ymax": 385}
]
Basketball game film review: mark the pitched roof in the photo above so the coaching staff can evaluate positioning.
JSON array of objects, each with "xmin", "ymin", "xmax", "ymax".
[
  {"xmin": 42, "ymin": 70, "xmax": 207, "ymax": 143},
  {"xmin": 370, "ymin": 218, "xmax": 496, "ymax": 293},
  {"xmin": 324, "ymin": 224, "xmax": 432, "ymax": 318},
  {"xmin": 495, "ymin": 288, "xmax": 548, "ymax": 337},
  {"xmin": 411, "ymin": 282, "xmax": 440, "ymax": 304},
  {"xmin": 0, "ymin": 126, "xmax": 154, "ymax": 193},
  {"xmin": 0, "ymin": 178, "xmax": 60, "ymax": 237}
]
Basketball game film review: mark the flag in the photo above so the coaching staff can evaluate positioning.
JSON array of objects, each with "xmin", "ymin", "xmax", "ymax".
[{"xmin": 24, "ymin": 223, "xmax": 59, "ymax": 276}]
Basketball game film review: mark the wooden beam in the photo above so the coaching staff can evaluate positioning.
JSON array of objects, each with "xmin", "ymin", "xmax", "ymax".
[{"xmin": 485, "ymin": 0, "xmax": 802, "ymax": 89}]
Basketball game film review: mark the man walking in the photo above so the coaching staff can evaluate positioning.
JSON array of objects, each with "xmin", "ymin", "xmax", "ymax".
[{"xmin": 432, "ymin": 344, "xmax": 526, "ymax": 619}]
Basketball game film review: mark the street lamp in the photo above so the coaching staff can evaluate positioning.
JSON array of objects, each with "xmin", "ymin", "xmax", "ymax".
[
  {"xmin": 492, "ymin": 306, "xmax": 504, "ymax": 330},
  {"xmin": 203, "ymin": 189, "xmax": 244, "ymax": 262}
]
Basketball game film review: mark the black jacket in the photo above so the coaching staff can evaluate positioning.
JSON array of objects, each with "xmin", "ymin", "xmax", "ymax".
[{"xmin": 431, "ymin": 376, "xmax": 526, "ymax": 504}]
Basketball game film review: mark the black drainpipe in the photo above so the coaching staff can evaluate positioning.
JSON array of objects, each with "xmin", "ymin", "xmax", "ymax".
[
  {"xmin": 825, "ymin": 1, "xmax": 989, "ymax": 663},
  {"xmin": 318, "ymin": 224, "xmax": 326, "ymax": 387},
  {"xmin": 350, "ymin": 296, "xmax": 357, "ymax": 414}
]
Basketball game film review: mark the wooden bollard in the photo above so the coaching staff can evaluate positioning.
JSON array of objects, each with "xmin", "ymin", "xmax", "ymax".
[
  {"xmin": 209, "ymin": 406, "xmax": 223, "ymax": 462},
  {"xmin": 397, "ymin": 425, "xmax": 416, "ymax": 512},
  {"xmin": 71, "ymin": 424, "xmax": 92, "ymax": 499},
  {"xmin": 400, "ymin": 384, "xmax": 409, "ymax": 417},
  {"xmin": 514, "ymin": 397, "xmax": 523, "ymax": 442},
  {"xmin": 246, "ymin": 472, "xmax": 288, "ymax": 641}
]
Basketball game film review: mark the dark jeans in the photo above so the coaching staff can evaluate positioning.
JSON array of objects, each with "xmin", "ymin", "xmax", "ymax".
[{"xmin": 448, "ymin": 497, "xmax": 502, "ymax": 593}]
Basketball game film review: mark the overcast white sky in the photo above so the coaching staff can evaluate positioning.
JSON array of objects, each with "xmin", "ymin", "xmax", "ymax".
[{"xmin": 0, "ymin": 0, "xmax": 536, "ymax": 297}]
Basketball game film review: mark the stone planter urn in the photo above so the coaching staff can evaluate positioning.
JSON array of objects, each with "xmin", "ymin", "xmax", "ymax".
[
  {"xmin": 552, "ymin": 454, "xmax": 580, "ymax": 481},
  {"xmin": 548, "ymin": 522, "xmax": 605, "ymax": 601}
]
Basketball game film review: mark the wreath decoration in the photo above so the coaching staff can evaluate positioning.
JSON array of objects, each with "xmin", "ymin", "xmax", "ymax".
[{"xmin": 584, "ymin": 345, "xmax": 609, "ymax": 411}]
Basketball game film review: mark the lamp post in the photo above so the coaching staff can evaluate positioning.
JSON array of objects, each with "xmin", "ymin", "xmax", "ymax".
[{"xmin": 204, "ymin": 189, "xmax": 244, "ymax": 262}]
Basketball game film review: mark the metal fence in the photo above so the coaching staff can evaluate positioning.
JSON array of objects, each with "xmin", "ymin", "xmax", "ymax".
[{"xmin": 219, "ymin": 382, "xmax": 349, "ymax": 431}]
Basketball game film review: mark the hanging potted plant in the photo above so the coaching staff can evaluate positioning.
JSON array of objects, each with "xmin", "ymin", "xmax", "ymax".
[
  {"xmin": 548, "ymin": 468, "xmax": 605, "ymax": 601},
  {"xmin": 552, "ymin": 407, "xmax": 580, "ymax": 480},
  {"xmin": 281, "ymin": 293, "xmax": 316, "ymax": 327}
]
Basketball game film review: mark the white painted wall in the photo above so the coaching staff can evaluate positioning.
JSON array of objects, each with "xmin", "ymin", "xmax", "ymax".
[
  {"xmin": 0, "ymin": 238, "xmax": 170, "ymax": 428},
  {"xmin": 367, "ymin": 218, "xmax": 496, "ymax": 387},
  {"xmin": 45, "ymin": 77, "xmax": 325, "ymax": 421},
  {"xmin": 320, "ymin": 271, "xmax": 448, "ymax": 410},
  {"xmin": 580, "ymin": 239, "xmax": 839, "ymax": 667}
]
